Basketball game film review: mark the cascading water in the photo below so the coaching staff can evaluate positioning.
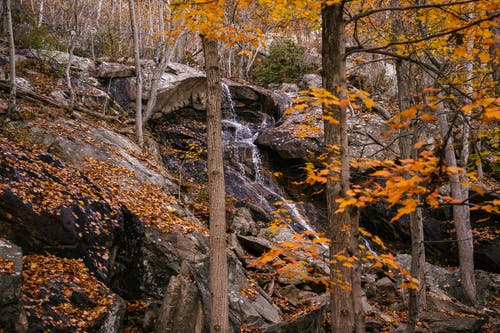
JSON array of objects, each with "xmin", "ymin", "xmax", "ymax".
[
  {"xmin": 221, "ymin": 82, "xmax": 315, "ymax": 235},
  {"xmin": 220, "ymin": 82, "xmax": 375, "ymax": 255}
]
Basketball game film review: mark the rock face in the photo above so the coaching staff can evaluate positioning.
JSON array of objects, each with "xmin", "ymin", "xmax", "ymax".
[
  {"xmin": 0, "ymin": 141, "xmax": 123, "ymax": 281},
  {"xmin": 263, "ymin": 305, "xmax": 326, "ymax": 333},
  {"xmin": 420, "ymin": 312, "xmax": 486, "ymax": 333},
  {"xmin": 155, "ymin": 263, "xmax": 204, "ymax": 333},
  {"xmin": 0, "ymin": 239, "xmax": 27, "ymax": 333},
  {"xmin": 107, "ymin": 62, "xmax": 207, "ymax": 117},
  {"xmin": 96, "ymin": 61, "xmax": 135, "ymax": 79}
]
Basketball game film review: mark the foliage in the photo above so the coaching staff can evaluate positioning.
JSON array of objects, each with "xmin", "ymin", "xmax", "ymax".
[
  {"xmin": 251, "ymin": 39, "xmax": 313, "ymax": 86},
  {"xmin": 22, "ymin": 254, "xmax": 115, "ymax": 332},
  {"xmin": 0, "ymin": 122, "xmax": 206, "ymax": 235},
  {"xmin": 249, "ymin": 202, "xmax": 418, "ymax": 291}
]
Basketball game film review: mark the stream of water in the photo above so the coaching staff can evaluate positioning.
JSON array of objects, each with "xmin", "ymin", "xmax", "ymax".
[{"xmin": 221, "ymin": 82, "xmax": 315, "ymax": 234}]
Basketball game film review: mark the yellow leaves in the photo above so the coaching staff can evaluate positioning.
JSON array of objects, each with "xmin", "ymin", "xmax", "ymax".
[
  {"xmin": 390, "ymin": 198, "xmax": 417, "ymax": 223},
  {"xmin": 478, "ymin": 51, "xmax": 491, "ymax": 63},
  {"xmin": 322, "ymin": 115, "xmax": 339, "ymax": 124},
  {"xmin": 303, "ymin": 163, "xmax": 329, "ymax": 185},
  {"xmin": 420, "ymin": 113, "xmax": 437, "ymax": 121},
  {"xmin": 363, "ymin": 97, "xmax": 375, "ymax": 109},
  {"xmin": 454, "ymin": 46, "xmax": 467, "ymax": 58}
]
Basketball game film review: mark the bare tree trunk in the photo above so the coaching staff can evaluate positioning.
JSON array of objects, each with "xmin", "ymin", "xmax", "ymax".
[
  {"xmin": 394, "ymin": 58, "xmax": 427, "ymax": 333},
  {"xmin": 437, "ymin": 103, "xmax": 477, "ymax": 305},
  {"xmin": 37, "ymin": 0, "xmax": 44, "ymax": 27},
  {"xmin": 202, "ymin": 36, "xmax": 229, "ymax": 333},
  {"xmin": 65, "ymin": 33, "xmax": 75, "ymax": 116},
  {"xmin": 322, "ymin": 4, "xmax": 363, "ymax": 332},
  {"xmin": 5, "ymin": 0, "xmax": 16, "ymax": 119},
  {"xmin": 143, "ymin": 30, "xmax": 186, "ymax": 124},
  {"xmin": 129, "ymin": 0, "xmax": 143, "ymax": 147}
]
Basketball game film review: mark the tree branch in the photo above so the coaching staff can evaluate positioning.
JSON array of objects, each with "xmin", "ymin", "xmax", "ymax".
[
  {"xmin": 346, "ymin": 12, "xmax": 500, "ymax": 56},
  {"xmin": 346, "ymin": 0, "xmax": 478, "ymax": 24}
]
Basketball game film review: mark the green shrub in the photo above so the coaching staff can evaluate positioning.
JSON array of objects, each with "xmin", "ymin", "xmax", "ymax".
[{"xmin": 251, "ymin": 39, "xmax": 312, "ymax": 86}]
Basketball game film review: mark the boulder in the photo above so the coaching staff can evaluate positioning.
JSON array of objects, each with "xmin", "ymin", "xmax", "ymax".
[
  {"xmin": 263, "ymin": 304, "xmax": 326, "ymax": 333},
  {"xmin": 224, "ymin": 79, "xmax": 284, "ymax": 120},
  {"xmin": 26, "ymin": 49, "xmax": 95, "ymax": 72},
  {"xmin": 29, "ymin": 119, "xmax": 177, "ymax": 193},
  {"xmin": 155, "ymin": 263, "xmax": 204, "ymax": 333},
  {"xmin": 0, "ymin": 238, "xmax": 28, "ymax": 333},
  {"xmin": 96, "ymin": 296, "xmax": 126, "ymax": 333},
  {"xmin": 145, "ymin": 62, "xmax": 207, "ymax": 118},
  {"xmin": 237, "ymin": 235, "xmax": 272, "ymax": 256},
  {"xmin": 300, "ymin": 74, "xmax": 322, "ymax": 89},
  {"xmin": 230, "ymin": 207, "xmax": 258, "ymax": 236},
  {"xmin": 0, "ymin": 142, "xmax": 124, "ymax": 281},
  {"xmin": 374, "ymin": 277, "xmax": 399, "ymax": 305},
  {"xmin": 420, "ymin": 311, "xmax": 486, "ymax": 333},
  {"xmin": 96, "ymin": 61, "xmax": 135, "ymax": 78}
]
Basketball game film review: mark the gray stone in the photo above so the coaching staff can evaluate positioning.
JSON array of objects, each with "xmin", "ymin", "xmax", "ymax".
[
  {"xmin": 96, "ymin": 295, "xmax": 126, "ymax": 333},
  {"xmin": 29, "ymin": 119, "xmax": 178, "ymax": 193},
  {"xmin": 97, "ymin": 61, "xmax": 135, "ymax": 78},
  {"xmin": 300, "ymin": 74, "xmax": 322, "ymax": 89},
  {"xmin": 263, "ymin": 304, "xmax": 326, "ymax": 333},
  {"xmin": 420, "ymin": 311, "xmax": 486, "ymax": 333},
  {"xmin": 237, "ymin": 235, "xmax": 272, "ymax": 256},
  {"xmin": 27, "ymin": 49, "xmax": 95, "ymax": 72},
  {"xmin": 0, "ymin": 238, "xmax": 28, "ymax": 333},
  {"xmin": 230, "ymin": 207, "xmax": 258, "ymax": 236},
  {"xmin": 155, "ymin": 263, "xmax": 204, "ymax": 333}
]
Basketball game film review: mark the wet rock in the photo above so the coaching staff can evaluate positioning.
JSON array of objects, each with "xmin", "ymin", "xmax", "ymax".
[
  {"xmin": 0, "ymin": 238, "xmax": 28, "ymax": 333},
  {"xmin": 256, "ymin": 128, "xmax": 322, "ymax": 161},
  {"xmin": 420, "ymin": 311, "xmax": 486, "ymax": 333},
  {"xmin": 224, "ymin": 79, "xmax": 283, "ymax": 120}
]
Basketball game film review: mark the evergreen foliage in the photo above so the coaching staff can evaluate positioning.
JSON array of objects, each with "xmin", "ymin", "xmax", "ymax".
[{"xmin": 251, "ymin": 39, "xmax": 312, "ymax": 86}]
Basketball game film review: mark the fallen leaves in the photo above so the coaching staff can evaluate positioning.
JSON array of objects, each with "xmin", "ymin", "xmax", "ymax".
[
  {"xmin": 0, "ymin": 256, "xmax": 15, "ymax": 274},
  {"xmin": 22, "ymin": 254, "xmax": 115, "ymax": 332}
]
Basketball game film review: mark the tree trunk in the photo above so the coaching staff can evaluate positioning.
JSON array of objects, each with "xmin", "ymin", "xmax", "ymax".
[
  {"xmin": 129, "ymin": 0, "xmax": 143, "ymax": 147},
  {"xmin": 37, "ymin": 0, "xmax": 44, "ymax": 27},
  {"xmin": 394, "ymin": 59, "xmax": 427, "ymax": 333},
  {"xmin": 437, "ymin": 103, "xmax": 477, "ymax": 305},
  {"xmin": 143, "ymin": 30, "xmax": 186, "ymax": 125},
  {"xmin": 202, "ymin": 36, "xmax": 229, "ymax": 333},
  {"xmin": 65, "ymin": 0, "xmax": 78, "ymax": 119},
  {"xmin": 65, "ymin": 34, "xmax": 75, "ymax": 116},
  {"xmin": 322, "ymin": 4, "xmax": 363, "ymax": 332},
  {"xmin": 5, "ymin": 0, "xmax": 16, "ymax": 119}
]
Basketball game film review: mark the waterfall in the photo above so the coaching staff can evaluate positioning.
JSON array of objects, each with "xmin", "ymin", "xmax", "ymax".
[{"xmin": 221, "ymin": 82, "xmax": 317, "ymax": 236}]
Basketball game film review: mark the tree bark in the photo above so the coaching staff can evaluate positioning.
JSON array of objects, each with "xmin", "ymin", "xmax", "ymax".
[
  {"xmin": 202, "ymin": 36, "xmax": 229, "ymax": 333},
  {"xmin": 437, "ymin": 103, "xmax": 477, "ymax": 305},
  {"xmin": 322, "ymin": 4, "xmax": 363, "ymax": 332},
  {"xmin": 129, "ymin": 0, "xmax": 144, "ymax": 147},
  {"xmin": 5, "ymin": 0, "xmax": 16, "ymax": 119},
  {"xmin": 394, "ymin": 58, "xmax": 427, "ymax": 333}
]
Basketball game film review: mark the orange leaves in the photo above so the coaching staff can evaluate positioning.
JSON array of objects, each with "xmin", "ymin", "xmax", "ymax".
[
  {"xmin": 0, "ymin": 257, "xmax": 15, "ymax": 274},
  {"xmin": 22, "ymin": 254, "xmax": 115, "ymax": 331},
  {"xmin": 304, "ymin": 163, "xmax": 329, "ymax": 185}
]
